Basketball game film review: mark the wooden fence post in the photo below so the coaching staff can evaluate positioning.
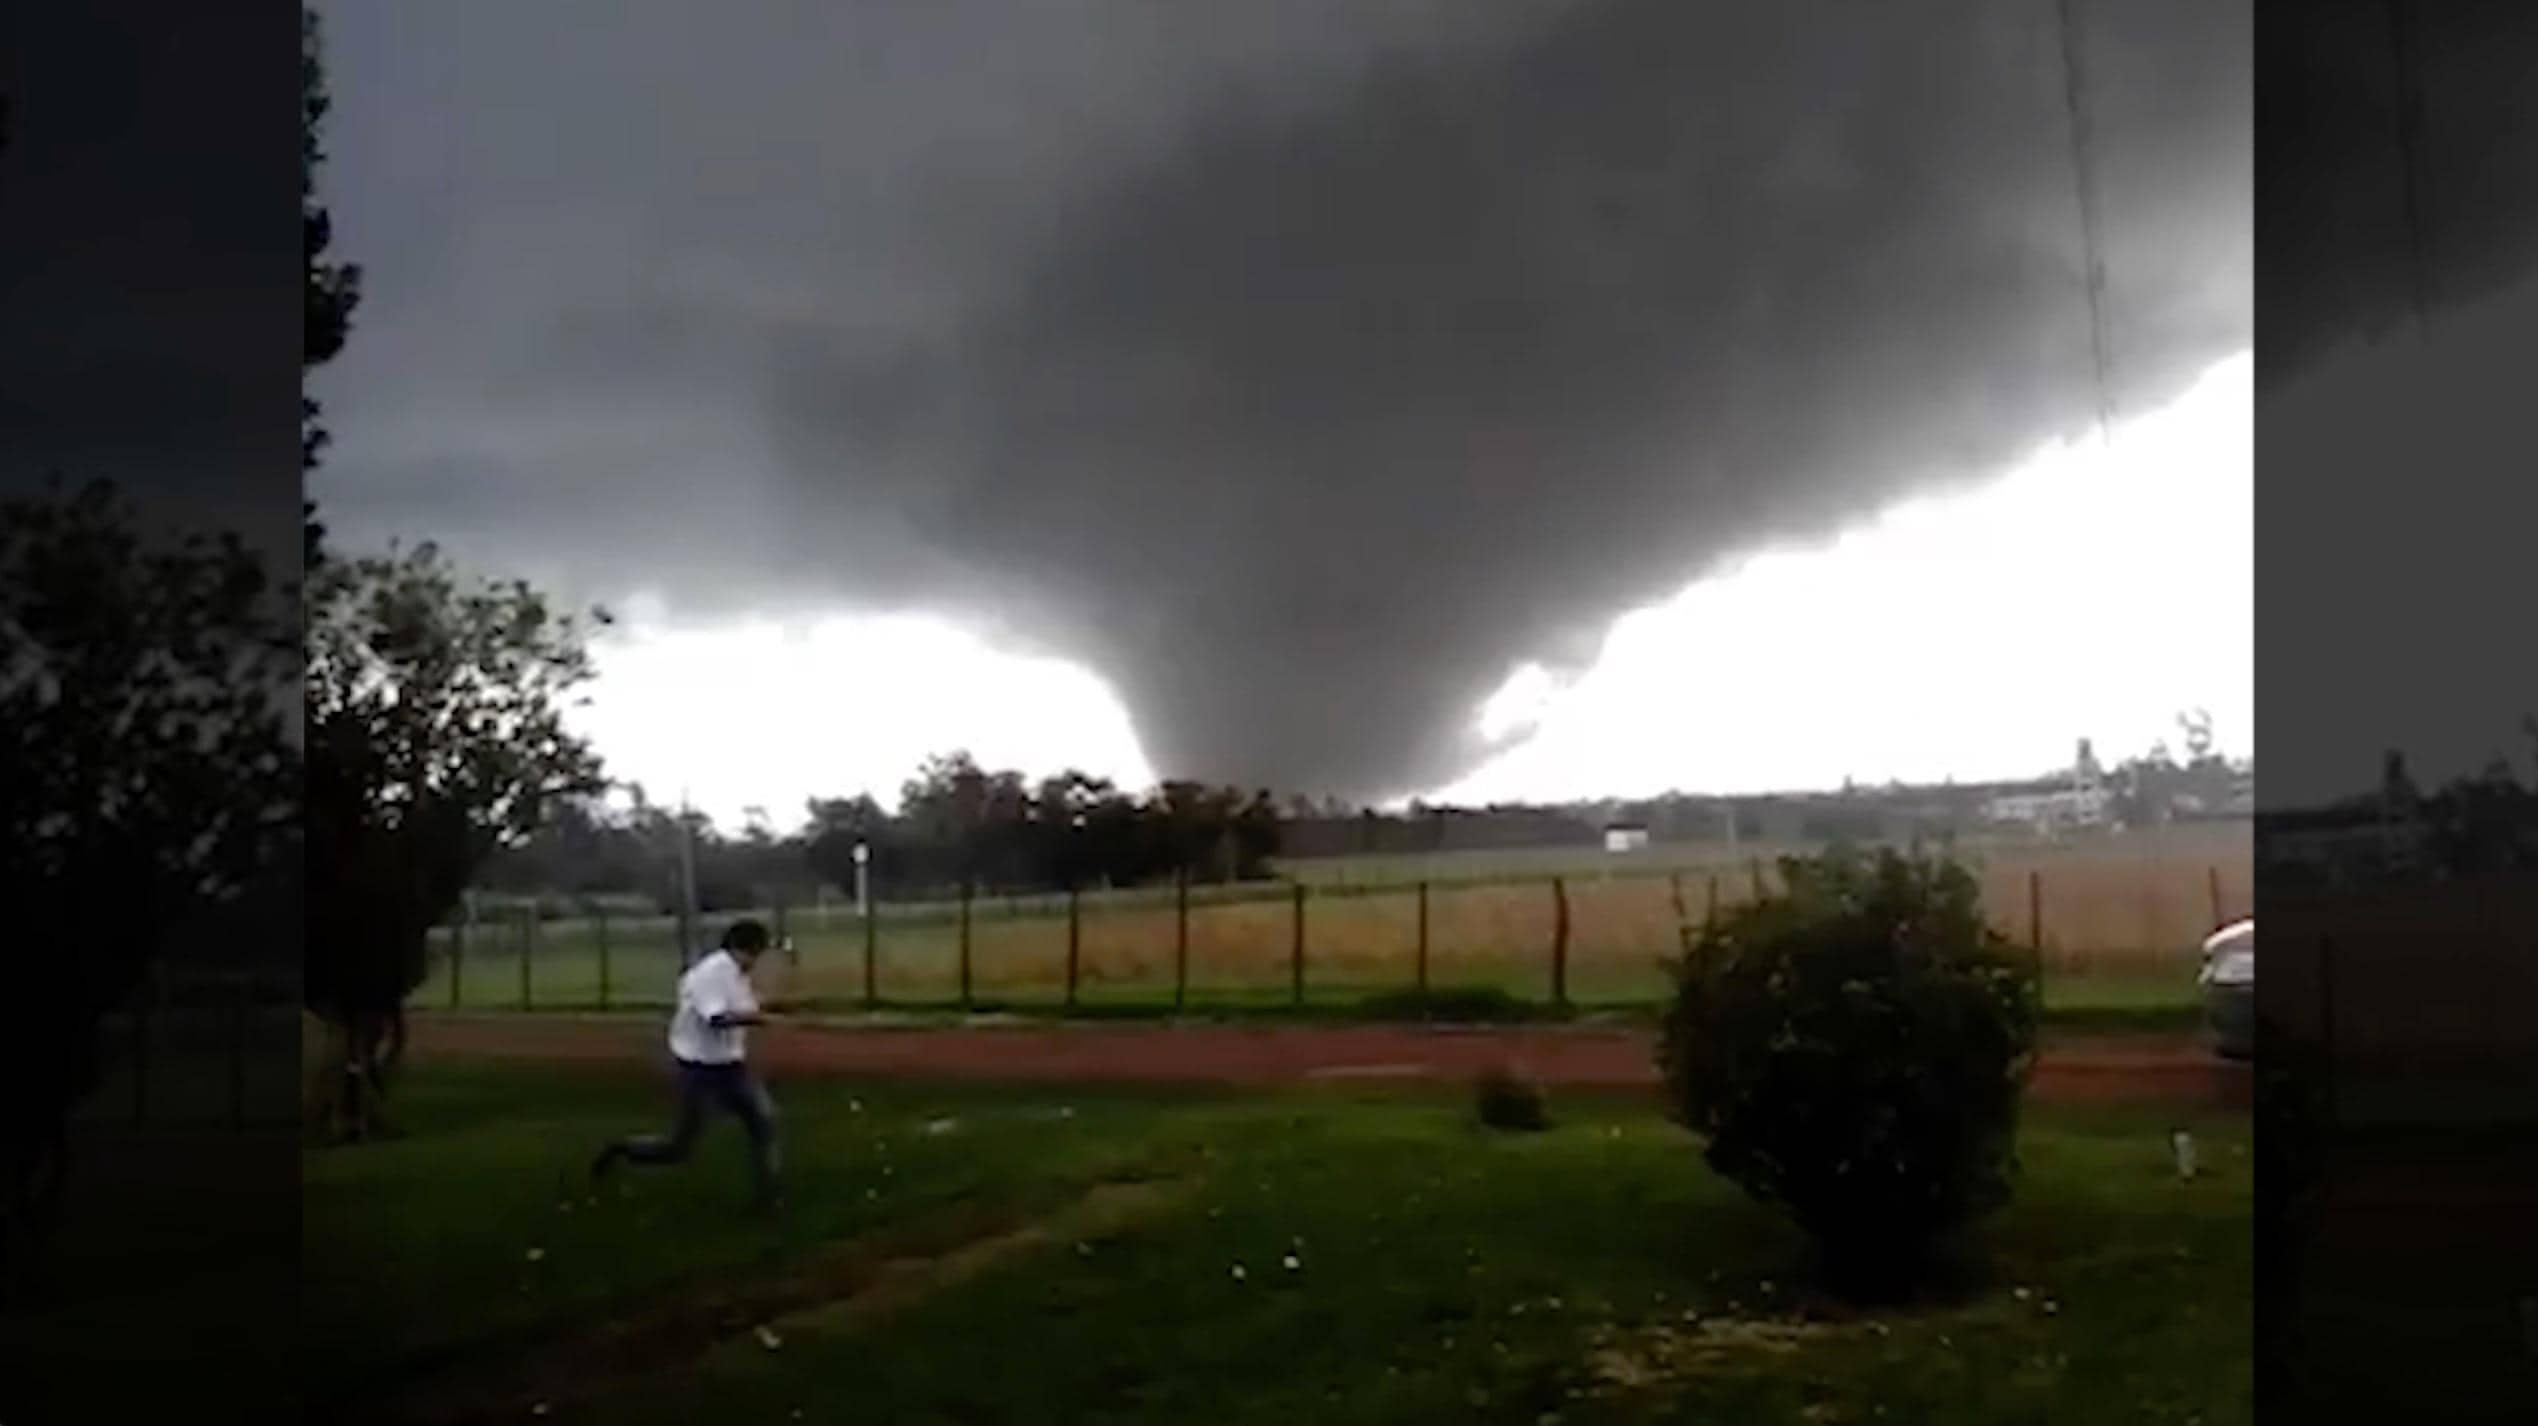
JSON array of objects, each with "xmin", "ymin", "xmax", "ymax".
[
  {"xmin": 959, "ymin": 881, "xmax": 975, "ymax": 1011},
  {"xmin": 1416, "ymin": 880, "xmax": 1431, "ymax": 997},
  {"xmin": 2207, "ymin": 864, "xmax": 2224, "ymax": 927},
  {"xmin": 1551, "ymin": 876, "xmax": 1571, "ymax": 1008},
  {"xmin": 1065, "ymin": 886, "xmax": 1083, "ymax": 1010},
  {"xmin": 1173, "ymin": 871, "xmax": 1190, "ymax": 1014},
  {"xmin": 1291, "ymin": 882, "xmax": 1307, "ymax": 1007},
  {"xmin": 596, "ymin": 905, "xmax": 613, "ymax": 1012}
]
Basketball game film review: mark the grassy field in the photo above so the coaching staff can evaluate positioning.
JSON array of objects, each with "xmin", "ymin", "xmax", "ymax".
[
  {"xmin": 289, "ymin": 1061, "xmax": 2253, "ymax": 1425},
  {"xmin": 417, "ymin": 823, "xmax": 2249, "ymax": 1020}
]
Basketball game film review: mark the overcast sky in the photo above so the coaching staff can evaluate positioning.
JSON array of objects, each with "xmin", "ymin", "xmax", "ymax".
[{"xmin": 305, "ymin": 0, "xmax": 2278, "ymax": 815}]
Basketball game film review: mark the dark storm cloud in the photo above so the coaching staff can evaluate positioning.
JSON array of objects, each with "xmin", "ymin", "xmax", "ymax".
[{"xmin": 319, "ymin": 0, "xmax": 2252, "ymax": 797}]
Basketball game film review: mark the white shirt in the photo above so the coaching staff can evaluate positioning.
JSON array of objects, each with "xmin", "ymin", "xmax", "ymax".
[{"xmin": 668, "ymin": 950, "xmax": 761, "ymax": 1065}]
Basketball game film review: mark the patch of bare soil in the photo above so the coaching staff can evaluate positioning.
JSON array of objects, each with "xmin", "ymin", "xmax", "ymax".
[
  {"xmin": 1582, "ymin": 1312, "xmax": 1860, "ymax": 1398},
  {"xmin": 374, "ymin": 1178, "xmax": 1191, "ymax": 1426}
]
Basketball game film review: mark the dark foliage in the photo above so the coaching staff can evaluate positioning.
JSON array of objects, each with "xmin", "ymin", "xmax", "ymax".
[
  {"xmin": 305, "ymin": 540, "xmax": 605, "ymax": 1138},
  {"xmin": 1657, "ymin": 846, "xmax": 2039, "ymax": 1299},
  {"xmin": 1474, "ymin": 1063, "xmax": 1551, "ymax": 1133},
  {"xmin": 0, "ymin": 482, "xmax": 296, "ymax": 1280},
  {"xmin": 303, "ymin": 8, "xmax": 362, "ymax": 477}
]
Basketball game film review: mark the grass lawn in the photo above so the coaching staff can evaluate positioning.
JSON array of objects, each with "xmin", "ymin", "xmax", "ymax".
[{"xmin": 303, "ymin": 1062, "xmax": 2251, "ymax": 1424}]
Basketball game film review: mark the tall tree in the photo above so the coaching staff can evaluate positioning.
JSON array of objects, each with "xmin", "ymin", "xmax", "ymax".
[
  {"xmin": 1, "ymin": 484, "xmax": 297, "ymax": 1285},
  {"xmin": 302, "ymin": 7, "xmax": 362, "ymax": 493},
  {"xmin": 305, "ymin": 544, "xmax": 605, "ymax": 1138}
]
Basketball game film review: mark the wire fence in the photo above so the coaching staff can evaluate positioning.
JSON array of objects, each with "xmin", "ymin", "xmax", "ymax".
[
  {"xmin": 71, "ymin": 970, "xmax": 302, "ymax": 1132},
  {"xmin": 412, "ymin": 850, "xmax": 2251, "ymax": 1017}
]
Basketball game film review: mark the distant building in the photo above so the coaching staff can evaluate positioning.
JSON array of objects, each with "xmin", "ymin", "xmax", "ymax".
[
  {"xmin": 1603, "ymin": 822, "xmax": 1651, "ymax": 854},
  {"xmin": 1982, "ymin": 784, "xmax": 2112, "ymax": 834},
  {"xmin": 1981, "ymin": 736, "xmax": 2116, "ymax": 835}
]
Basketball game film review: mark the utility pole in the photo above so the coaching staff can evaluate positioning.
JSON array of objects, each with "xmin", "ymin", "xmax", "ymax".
[{"xmin": 676, "ymin": 789, "xmax": 700, "ymax": 969}]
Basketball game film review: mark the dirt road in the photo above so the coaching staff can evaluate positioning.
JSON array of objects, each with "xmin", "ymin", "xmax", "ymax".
[{"xmin": 409, "ymin": 1013, "xmax": 2250, "ymax": 1107}]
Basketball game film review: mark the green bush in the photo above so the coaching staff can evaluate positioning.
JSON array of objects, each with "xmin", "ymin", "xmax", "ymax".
[
  {"xmin": 1657, "ymin": 846, "xmax": 2039, "ymax": 1298},
  {"xmin": 1473, "ymin": 1062, "xmax": 1551, "ymax": 1132}
]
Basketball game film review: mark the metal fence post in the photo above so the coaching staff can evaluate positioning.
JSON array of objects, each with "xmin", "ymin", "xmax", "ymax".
[
  {"xmin": 862, "ymin": 894, "xmax": 879, "ymax": 1010},
  {"xmin": 1173, "ymin": 871, "xmax": 1189, "ymax": 1013},
  {"xmin": 1416, "ymin": 880, "xmax": 1431, "ymax": 997},
  {"xmin": 1291, "ymin": 882, "xmax": 1306, "ymax": 1007},
  {"xmin": 1065, "ymin": 886, "xmax": 1082, "ymax": 1010},
  {"xmin": 1552, "ymin": 876, "xmax": 1571, "ymax": 1009},
  {"xmin": 2028, "ymin": 869, "xmax": 2047, "ymax": 1003},
  {"xmin": 959, "ymin": 881, "xmax": 975, "ymax": 1011}
]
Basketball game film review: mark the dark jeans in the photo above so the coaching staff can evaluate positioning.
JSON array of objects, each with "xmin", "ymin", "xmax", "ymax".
[{"xmin": 608, "ymin": 1059, "xmax": 780, "ymax": 1203}]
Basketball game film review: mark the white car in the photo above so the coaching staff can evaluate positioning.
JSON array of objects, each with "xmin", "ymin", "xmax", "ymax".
[{"xmin": 2196, "ymin": 918, "xmax": 2254, "ymax": 1060}]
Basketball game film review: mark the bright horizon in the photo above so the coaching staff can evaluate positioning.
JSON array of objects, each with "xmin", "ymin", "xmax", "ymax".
[{"xmin": 576, "ymin": 350, "xmax": 2251, "ymax": 833}]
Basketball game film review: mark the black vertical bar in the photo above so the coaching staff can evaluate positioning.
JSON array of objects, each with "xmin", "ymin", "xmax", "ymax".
[
  {"xmin": 1066, "ymin": 886, "xmax": 1082, "ymax": 1010},
  {"xmin": 1173, "ymin": 871, "xmax": 1189, "ymax": 1013},
  {"xmin": 1552, "ymin": 877, "xmax": 1571, "ymax": 1009},
  {"xmin": 959, "ymin": 881, "xmax": 975, "ymax": 1011},
  {"xmin": 1291, "ymin": 882, "xmax": 1306, "ymax": 1007},
  {"xmin": 450, "ymin": 920, "xmax": 465, "ymax": 1010},
  {"xmin": 597, "ymin": 905, "xmax": 613, "ymax": 1012},
  {"xmin": 520, "ymin": 906, "xmax": 534, "ymax": 1011}
]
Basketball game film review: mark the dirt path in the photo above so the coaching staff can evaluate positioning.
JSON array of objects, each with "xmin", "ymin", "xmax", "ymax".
[
  {"xmin": 382, "ymin": 1175, "xmax": 1191, "ymax": 1425},
  {"xmin": 409, "ymin": 1014, "xmax": 2250, "ymax": 1107}
]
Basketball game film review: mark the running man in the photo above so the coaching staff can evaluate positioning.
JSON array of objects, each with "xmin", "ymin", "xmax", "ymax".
[{"xmin": 592, "ymin": 919, "xmax": 784, "ymax": 1210}]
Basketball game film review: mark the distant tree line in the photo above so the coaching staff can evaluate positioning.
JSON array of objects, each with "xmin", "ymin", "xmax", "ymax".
[{"xmin": 477, "ymin": 751, "xmax": 1286, "ymax": 910}]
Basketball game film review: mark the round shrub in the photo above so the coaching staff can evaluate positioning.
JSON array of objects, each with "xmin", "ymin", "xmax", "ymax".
[
  {"xmin": 1474, "ymin": 1062, "xmax": 1551, "ymax": 1132},
  {"xmin": 1657, "ymin": 847, "xmax": 2039, "ymax": 1297}
]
